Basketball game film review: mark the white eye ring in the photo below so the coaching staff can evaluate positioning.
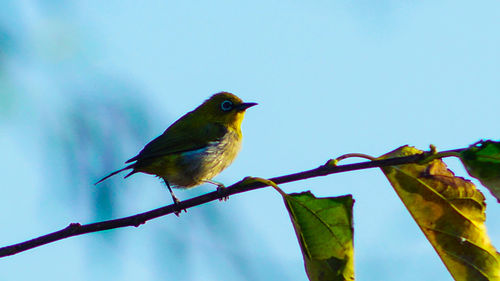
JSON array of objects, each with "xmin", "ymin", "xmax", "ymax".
[{"xmin": 220, "ymin": 100, "xmax": 233, "ymax": 111}]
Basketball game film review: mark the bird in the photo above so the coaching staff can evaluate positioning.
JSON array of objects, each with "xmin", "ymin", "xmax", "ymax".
[{"xmin": 96, "ymin": 92, "xmax": 256, "ymax": 213}]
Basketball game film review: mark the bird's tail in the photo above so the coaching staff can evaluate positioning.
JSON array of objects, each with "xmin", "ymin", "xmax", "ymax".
[{"xmin": 95, "ymin": 164, "xmax": 135, "ymax": 185}]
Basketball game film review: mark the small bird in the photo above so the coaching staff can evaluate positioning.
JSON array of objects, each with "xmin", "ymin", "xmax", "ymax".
[{"xmin": 96, "ymin": 92, "xmax": 256, "ymax": 212}]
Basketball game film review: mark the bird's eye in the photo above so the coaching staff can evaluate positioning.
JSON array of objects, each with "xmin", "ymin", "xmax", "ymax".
[{"xmin": 220, "ymin": 100, "xmax": 233, "ymax": 111}]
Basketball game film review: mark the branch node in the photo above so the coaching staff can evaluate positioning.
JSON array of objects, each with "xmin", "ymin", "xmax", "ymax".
[
  {"xmin": 324, "ymin": 159, "xmax": 338, "ymax": 167},
  {"xmin": 65, "ymin": 223, "xmax": 81, "ymax": 233},
  {"xmin": 429, "ymin": 144, "xmax": 437, "ymax": 154},
  {"xmin": 417, "ymin": 146, "xmax": 463, "ymax": 165},
  {"xmin": 132, "ymin": 218, "xmax": 146, "ymax": 227}
]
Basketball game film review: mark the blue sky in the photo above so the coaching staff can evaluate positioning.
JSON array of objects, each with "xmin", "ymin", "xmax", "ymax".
[{"xmin": 1, "ymin": 1, "xmax": 499, "ymax": 280}]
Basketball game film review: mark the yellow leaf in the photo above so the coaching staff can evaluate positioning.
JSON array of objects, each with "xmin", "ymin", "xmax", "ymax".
[{"xmin": 379, "ymin": 146, "xmax": 500, "ymax": 281}]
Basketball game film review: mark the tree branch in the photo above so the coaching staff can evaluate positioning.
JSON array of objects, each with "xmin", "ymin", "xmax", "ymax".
[{"xmin": 0, "ymin": 148, "xmax": 463, "ymax": 258}]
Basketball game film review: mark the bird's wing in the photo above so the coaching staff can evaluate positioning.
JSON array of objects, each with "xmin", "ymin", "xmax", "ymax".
[{"xmin": 126, "ymin": 122, "xmax": 227, "ymax": 163}]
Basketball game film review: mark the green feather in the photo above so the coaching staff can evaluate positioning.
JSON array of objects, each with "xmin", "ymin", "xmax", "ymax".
[{"xmin": 126, "ymin": 121, "xmax": 228, "ymax": 163}]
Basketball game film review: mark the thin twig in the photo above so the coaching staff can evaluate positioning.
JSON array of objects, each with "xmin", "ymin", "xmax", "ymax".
[{"xmin": 0, "ymin": 148, "xmax": 464, "ymax": 258}]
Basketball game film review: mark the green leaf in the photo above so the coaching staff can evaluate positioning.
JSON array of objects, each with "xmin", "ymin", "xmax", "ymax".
[
  {"xmin": 283, "ymin": 192, "xmax": 355, "ymax": 281},
  {"xmin": 460, "ymin": 140, "xmax": 500, "ymax": 203},
  {"xmin": 379, "ymin": 146, "xmax": 500, "ymax": 281}
]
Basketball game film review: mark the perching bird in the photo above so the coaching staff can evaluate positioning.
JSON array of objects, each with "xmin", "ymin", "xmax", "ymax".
[{"xmin": 96, "ymin": 92, "xmax": 256, "ymax": 211}]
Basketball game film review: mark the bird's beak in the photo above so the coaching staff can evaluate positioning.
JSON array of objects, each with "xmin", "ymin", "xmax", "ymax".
[{"xmin": 237, "ymin": 102, "xmax": 258, "ymax": 111}]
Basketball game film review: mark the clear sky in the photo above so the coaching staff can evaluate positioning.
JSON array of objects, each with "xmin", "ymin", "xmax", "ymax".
[{"xmin": 1, "ymin": 1, "xmax": 499, "ymax": 280}]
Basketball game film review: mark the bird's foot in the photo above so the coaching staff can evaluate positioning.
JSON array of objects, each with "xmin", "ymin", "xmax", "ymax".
[
  {"xmin": 204, "ymin": 180, "xmax": 229, "ymax": 201},
  {"xmin": 216, "ymin": 185, "xmax": 229, "ymax": 201},
  {"xmin": 171, "ymin": 194, "xmax": 187, "ymax": 217}
]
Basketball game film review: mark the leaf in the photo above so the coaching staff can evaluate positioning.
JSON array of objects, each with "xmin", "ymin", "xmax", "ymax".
[
  {"xmin": 379, "ymin": 146, "xmax": 500, "ymax": 281},
  {"xmin": 460, "ymin": 140, "xmax": 500, "ymax": 203},
  {"xmin": 283, "ymin": 191, "xmax": 355, "ymax": 281}
]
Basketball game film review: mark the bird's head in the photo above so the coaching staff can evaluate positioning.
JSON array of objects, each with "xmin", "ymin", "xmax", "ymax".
[{"xmin": 195, "ymin": 92, "xmax": 257, "ymax": 129}]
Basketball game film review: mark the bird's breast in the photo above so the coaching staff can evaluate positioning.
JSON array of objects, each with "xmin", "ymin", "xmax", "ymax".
[{"xmin": 170, "ymin": 129, "xmax": 242, "ymax": 187}]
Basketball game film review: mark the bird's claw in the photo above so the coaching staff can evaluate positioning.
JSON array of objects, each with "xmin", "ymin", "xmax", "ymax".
[
  {"xmin": 172, "ymin": 195, "xmax": 186, "ymax": 216},
  {"xmin": 216, "ymin": 185, "xmax": 229, "ymax": 201},
  {"xmin": 204, "ymin": 180, "xmax": 229, "ymax": 201}
]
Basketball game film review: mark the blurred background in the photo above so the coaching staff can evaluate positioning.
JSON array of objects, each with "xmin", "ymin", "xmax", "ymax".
[{"xmin": 0, "ymin": 1, "xmax": 499, "ymax": 280}]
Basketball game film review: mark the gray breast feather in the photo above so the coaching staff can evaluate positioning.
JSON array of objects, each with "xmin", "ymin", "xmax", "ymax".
[{"xmin": 175, "ymin": 130, "xmax": 241, "ymax": 186}]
